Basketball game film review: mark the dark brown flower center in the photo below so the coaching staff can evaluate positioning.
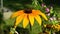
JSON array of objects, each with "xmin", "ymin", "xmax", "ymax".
[{"xmin": 24, "ymin": 9, "xmax": 32, "ymax": 14}]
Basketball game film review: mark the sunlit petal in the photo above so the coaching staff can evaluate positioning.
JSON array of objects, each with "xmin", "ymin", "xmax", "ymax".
[
  {"xmin": 11, "ymin": 10, "xmax": 24, "ymax": 18},
  {"xmin": 35, "ymin": 15, "xmax": 42, "ymax": 25},
  {"xmin": 32, "ymin": 10, "xmax": 41, "ymax": 15},
  {"xmin": 29, "ymin": 14, "xmax": 34, "ymax": 26},
  {"xmin": 23, "ymin": 14, "xmax": 29, "ymax": 28},
  {"xmin": 40, "ymin": 12, "xmax": 48, "ymax": 20},
  {"xmin": 37, "ymin": 10, "xmax": 48, "ymax": 20},
  {"xmin": 32, "ymin": 10, "xmax": 48, "ymax": 20},
  {"xmin": 32, "ymin": 10, "xmax": 38, "ymax": 15},
  {"xmin": 14, "ymin": 14, "xmax": 24, "ymax": 28}
]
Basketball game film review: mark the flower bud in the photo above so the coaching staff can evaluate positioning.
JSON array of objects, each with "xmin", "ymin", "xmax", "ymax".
[
  {"xmin": 46, "ymin": 8, "xmax": 50, "ymax": 13},
  {"xmin": 50, "ymin": 17, "xmax": 53, "ymax": 20},
  {"xmin": 42, "ymin": 3, "xmax": 45, "ymax": 7},
  {"xmin": 47, "ymin": 13, "xmax": 50, "ymax": 16}
]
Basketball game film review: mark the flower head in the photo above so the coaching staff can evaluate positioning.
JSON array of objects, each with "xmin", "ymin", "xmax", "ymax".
[
  {"xmin": 49, "ymin": 17, "xmax": 56, "ymax": 21},
  {"xmin": 47, "ymin": 13, "xmax": 50, "ymax": 16},
  {"xmin": 46, "ymin": 8, "xmax": 50, "ymax": 13},
  {"xmin": 42, "ymin": 3, "xmax": 44, "ymax": 7},
  {"xmin": 11, "ymin": 9, "xmax": 48, "ymax": 28},
  {"xmin": 50, "ymin": 17, "xmax": 53, "ymax": 21},
  {"xmin": 41, "ymin": 3, "xmax": 45, "ymax": 7}
]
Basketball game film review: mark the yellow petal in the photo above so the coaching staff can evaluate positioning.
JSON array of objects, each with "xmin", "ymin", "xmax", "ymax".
[
  {"xmin": 35, "ymin": 15, "xmax": 42, "ymax": 25},
  {"xmin": 32, "ymin": 10, "xmax": 48, "ymax": 20},
  {"xmin": 14, "ymin": 14, "xmax": 24, "ymax": 28},
  {"xmin": 32, "ymin": 10, "xmax": 42, "ymax": 15},
  {"xmin": 39, "ymin": 11, "xmax": 48, "ymax": 20},
  {"xmin": 29, "ymin": 14, "xmax": 34, "ymax": 26},
  {"xmin": 44, "ymin": 24, "xmax": 47, "ymax": 27},
  {"xmin": 11, "ymin": 10, "xmax": 24, "ymax": 18},
  {"xmin": 23, "ymin": 14, "xmax": 29, "ymax": 28}
]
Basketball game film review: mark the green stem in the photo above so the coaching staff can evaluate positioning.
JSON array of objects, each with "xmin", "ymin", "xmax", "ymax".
[
  {"xmin": 29, "ymin": 22, "xmax": 32, "ymax": 31},
  {"xmin": 0, "ymin": 24, "xmax": 4, "ymax": 34},
  {"xmin": 49, "ymin": 29, "xmax": 52, "ymax": 34},
  {"xmin": 40, "ymin": 26, "xmax": 42, "ymax": 32},
  {"xmin": 10, "ymin": 28, "xmax": 16, "ymax": 34}
]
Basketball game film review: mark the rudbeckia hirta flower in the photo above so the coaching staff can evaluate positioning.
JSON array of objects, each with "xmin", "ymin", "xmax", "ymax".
[
  {"xmin": 52, "ymin": 24, "xmax": 60, "ymax": 31},
  {"xmin": 11, "ymin": 9, "xmax": 48, "ymax": 28}
]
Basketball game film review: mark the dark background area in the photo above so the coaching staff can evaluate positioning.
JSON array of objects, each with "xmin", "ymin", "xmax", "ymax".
[
  {"xmin": 43, "ymin": 0, "xmax": 60, "ymax": 5},
  {"xmin": 0, "ymin": 0, "xmax": 59, "ymax": 11}
]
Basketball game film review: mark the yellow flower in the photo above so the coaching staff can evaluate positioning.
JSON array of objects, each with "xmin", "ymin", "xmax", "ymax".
[
  {"xmin": 52, "ymin": 24, "xmax": 60, "ymax": 31},
  {"xmin": 44, "ymin": 30, "xmax": 50, "ymax": 34},
  {"xmin": 44, "ymin": 24, "xmax": 47, "ymax": 27},
  {"xmin": 44, "ymin": 24, "xmax": 54, "ymax": 30},
  {"xmin": 11, "ymin": 9, "xmax": 48, "ymax": 28}
]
